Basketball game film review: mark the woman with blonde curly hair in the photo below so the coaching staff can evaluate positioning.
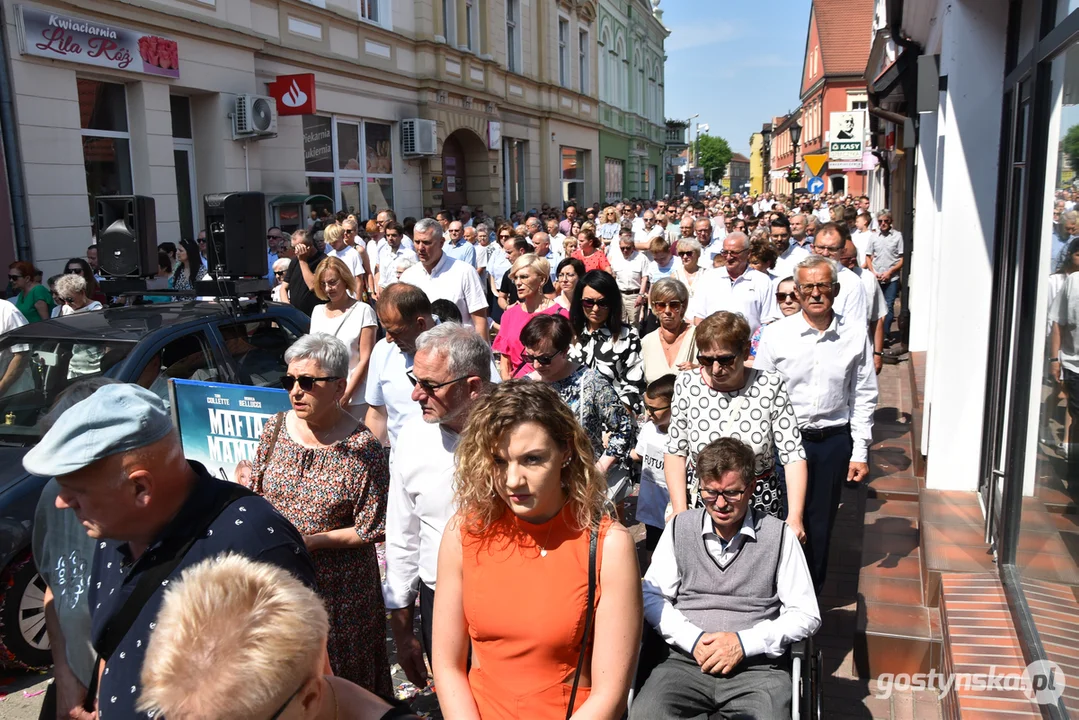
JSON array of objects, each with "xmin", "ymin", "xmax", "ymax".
[{"xmin": 433, "ymin": 380, "xmax": 642, "ymax": 720}]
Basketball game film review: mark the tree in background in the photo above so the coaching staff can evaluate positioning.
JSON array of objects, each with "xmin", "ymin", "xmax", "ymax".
[
  {"xmin": 1063, "ymin": 124, "xmax": 1079, "ymax": 178},
  {"xmin": 694, "ymin": 134, "xmax": 733, "ymax": 184}
]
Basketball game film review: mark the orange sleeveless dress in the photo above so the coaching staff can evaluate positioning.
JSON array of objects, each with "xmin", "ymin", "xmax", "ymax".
[{"xmin": 460, "ymin": 506, "xmax": 611, "ymax": 719}]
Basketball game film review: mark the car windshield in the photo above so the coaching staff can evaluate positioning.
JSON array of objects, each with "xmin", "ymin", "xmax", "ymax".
[{"xmin": 0, "ymin": 335, "xmax": 136, "ymax": 444}]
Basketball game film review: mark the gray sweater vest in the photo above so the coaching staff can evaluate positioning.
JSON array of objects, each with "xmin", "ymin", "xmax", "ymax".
[{"xmin": 672, "ymin": 508, "xmax": 783, "ymax": 634}]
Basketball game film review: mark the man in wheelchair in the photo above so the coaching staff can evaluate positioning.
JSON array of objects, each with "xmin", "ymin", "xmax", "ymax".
[{"xmin": 632, "ymin": 437, "xmax": 821, "ymax": 719}]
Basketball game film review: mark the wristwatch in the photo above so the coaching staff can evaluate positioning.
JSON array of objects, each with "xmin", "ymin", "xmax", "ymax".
[{"xmin": 873, "ymin": 352, "xmax": 883, "ymax": 357}]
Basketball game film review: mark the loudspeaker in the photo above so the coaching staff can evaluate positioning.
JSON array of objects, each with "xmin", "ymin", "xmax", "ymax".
[
  {"xmin": 95, "ymin": 196, "xmax": 157, "ymax": 277},
  {"xmin": 203, "ymin": 192, "xmax": 268, "ymax": 278}
]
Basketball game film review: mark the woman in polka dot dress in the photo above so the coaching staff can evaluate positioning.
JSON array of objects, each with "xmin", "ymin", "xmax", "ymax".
[{"xmin": 664, "ymin": 311, "xmax": 809, "ymax": 542}]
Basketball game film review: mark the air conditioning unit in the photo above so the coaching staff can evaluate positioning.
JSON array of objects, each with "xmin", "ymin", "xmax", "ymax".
[
  {"xmin": 234, "ymin": 94, "xmax": 278, "ymax": 139},
  {"xmin": 401, "ymin": 118, "xmax": 437, "ymax": 156}
]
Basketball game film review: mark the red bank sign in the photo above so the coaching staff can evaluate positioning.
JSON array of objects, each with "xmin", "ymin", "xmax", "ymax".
[
  {"xmin": 15, "ymin": 4, "xmax": 180, "ymax": 78},
  {"xmin": 268, "ymin": 74, "xmax": 317, "ymax": 116}
]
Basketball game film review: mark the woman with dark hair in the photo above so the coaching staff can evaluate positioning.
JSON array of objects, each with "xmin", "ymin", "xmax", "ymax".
[
  {"xmin": 433, "ymin": 380, "xmax": 641, "ymax": 719},
  {"xmin": 554, "ymin": 257, "xmax": 585, "ymax": 311},
  {"xmin": 570, "ymin": 270, "xmax": 646, "ymax": 415},
  {"xmin": 63, "ymin": 258, "xmax": 106, "ymax": 305},
  {"xmin": 570, "ymin": 229, "xmax": 612, "ymax": 274},
  {"xmin": 522, "ymin": 313, "xmax": 636, "ymax": 503},
  {"xmin": 9, "ymin": 261, "xmax": 52, "ymax": 322},
  {"xmin": 172, "ymin": 237, "xmax": 206, "ymax": 291}
]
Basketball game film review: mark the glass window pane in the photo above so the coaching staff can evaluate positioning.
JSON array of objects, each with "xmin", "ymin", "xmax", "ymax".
[
  {"xmin": 174, "ymin": 149, "xmax": 195, "ymax": 242},
  {"xmin": 338, "ymin": 122, "xmax": 361, "ymax": 172},
  {"xmin": 83, "ymin": 136, "xmax": 132, "ymax": 221},
  {"xmin": 562, "ymin": 147, "xmax": 582, "ymax": 180},
  {"xmin": 1059, "ymin": 0, "xmax": 1079, "ymax": 24},
  {"xmin": 340, "ymin": 180, "xmax": 362, "ymax": 217},
  {"xmin": 77, "ymin": 79, "xmax": 127, "ymax": 132},
  {"xmin": 307, "ymin": 176, "xmax": 334, "ymax": 209},
  {"xmin": 366, "ymin": 123, "xmax": 393, "ymax": 174},
  {"xmin": 218, "ymin": 320, "xmax": 299, "ymax": 387},
  {"xmin": 303, "ymin": 115, "xmax": 334, "ymax": 173},
  {"xmin": 367, "ymin": 178, "xmax": 393, "ymax": 219},
  {"xmin": 170, "ymin": 95, "xmax": 192, "ymax": 139}
]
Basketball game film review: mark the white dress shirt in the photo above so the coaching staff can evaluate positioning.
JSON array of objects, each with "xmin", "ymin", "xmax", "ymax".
[
  {"xmin": 850, "ymin": 264, "xmax": 886, "ymax": 322},
  {"xmin": 851, "ymin": 230, "xmax": 875, "ymax": 266},
  {"xmin": 772, "ymin": 243, "xmax": 810, "ymax": 281},
  {"xmin": 689, "ymin": 267, "xmax": 775, "ymax": 330},
  {"xmin": 834, "ymin": 265, "xmax": 868, "ymax": 330},
  {"xmin": 383, "ymin": 416, "xmax": 460, "ymax": 608},
  {"xmin": 363, "ymin": 339, "xmax": 420, "ymax": 446},
  {"xmin": 375, "ymin": 243, "xmax": 419, "ymax": 287},
  {"xmin": 399, "ymin": 252, "xmax": 488, "ymax": 322},
  {"xmin": 753, "ymin": 311, "xmax": 878, "ymax": 462},
  {"xmin": 711, "ymin": 217, "xmax": 728, "ymax": 242},
  {"xmin": 642, "ymin": 507, "xmax": 821, "ymax": 657}
]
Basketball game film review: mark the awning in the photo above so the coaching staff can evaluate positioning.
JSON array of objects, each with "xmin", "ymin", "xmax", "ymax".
[
  {"xmin": 268, "ymin": 194, "xmax": 333, "ymax": 207},
  {"xmin": 872, "ymin": 47, "xmax": 916, "ymax": 102}
]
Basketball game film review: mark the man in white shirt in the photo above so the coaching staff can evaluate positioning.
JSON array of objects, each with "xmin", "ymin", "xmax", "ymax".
[
  {"xmin": 635, "ymin": 210, "xmax": 664, "ymax": 249},
  {"xmin": 689, "ymin": 232, "xmax": 775, "ymax": 330},
  {"xmin": 696, "ymin": 218, "xmax": 726, "ymax": 267},
  {"xmin": 754, "ymin": 254, "xmax": 878, "ymax": 593},
  {"xmin": 841, "ymin": 237, "xmax": 886, "ymax": 374},
  {"xmin": 808, "ymin": 224, "xmax": 868, "ymax": 331},
  {"xmin": 710, "ymin": 208, "xmax": 728, "ymax": 242},
  {"xmin": 384, "ymin": 322, "xmax": 492, "ymax": 690},
  {"xmin": 374, "ymin": 221, "xmax": 418, "ymax": 290},
  {"xmin": 850, "ymin": 212, "xmax": 875, "ymax": 267},
  {"xmin": 770, "ymin": 217, "xmax": 809, "ymax": 280},
  {"xmin": 545, "ymin": 217, "xmax": 566, "ymax": 255},
  {"xmin": 634, "ymin": 437, "xmax": 820, "ymax": 719},
  {"xmin": 531, "ymin": 232, "xmax": 561, "ymax": 284},
  {"xmin": 610, "ymin": 229, "xmax": 650, "ymax": 324},
  {"xmin": 399, "ymin": 218, "xmax": 488, "ymax": 335}
]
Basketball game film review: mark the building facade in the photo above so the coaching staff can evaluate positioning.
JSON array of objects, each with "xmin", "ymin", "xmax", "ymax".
[
  {"xmin": 596, "ymin": 0, "xmax": 667, "ymax": 204},
  {"xmin": 723, "ymin": 152, "xmax": 750, "ymax": 194},
  {"xmin": 0, "ymin": 0, "xmax": 613, "ymax": 274},
  {"xmin": 748, "ymin": 131, "xmax": 764, "ymax": 195}
]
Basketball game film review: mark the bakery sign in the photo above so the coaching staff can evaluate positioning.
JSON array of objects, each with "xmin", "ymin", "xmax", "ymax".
[{"xmin": 14, "ymin": 4, "xmax": 180, "ymax": 78}]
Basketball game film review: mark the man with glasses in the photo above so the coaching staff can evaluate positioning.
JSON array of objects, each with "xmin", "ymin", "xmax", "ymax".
[
  {"xmin": 384, "ymin": 322, "xmax": 492, "ymax": 691},
  {"xmin": 545, "ymin": 216, "xmax": 566, "ymax": 255},
  {"xmin": 866, "ymin": 210, "xmax": 904, "ymax": 345},
  {"xmin": 634, "ymin": 436, "xmax": 819, "ymax": 719},
  {"xmin": 399, "ymin": 218, "xmax": 488, "ymax": 336},
  {"xmin": 610, "ymin": 228, "xmax": 650, "ymax": 324},
  {"xmin": 265, "ymin": 226, "xmax": 284, "ymax": 282},
  {"xmin": 689, "ymin": 232, "xmax": 774, "ymax": 330},
  {"xmin": 754, "ymin": 254, "xmax": 878, "ymax": 593},
  {"xmin": 634, "ymin": 210, "xmax": 664, "ymax": 249},
  {"xmin": 809, "ymin": 223, "xmax": 868, "ymax": 331}
]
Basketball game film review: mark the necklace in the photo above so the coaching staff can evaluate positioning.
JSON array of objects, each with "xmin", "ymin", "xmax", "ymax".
[
  {"xmin": 325, "ymin": 677, "xmax": 339, "ymax": 720},
  {"xmin": 538, "ymin": 522, "xmax": 555, "ymax": 557}
]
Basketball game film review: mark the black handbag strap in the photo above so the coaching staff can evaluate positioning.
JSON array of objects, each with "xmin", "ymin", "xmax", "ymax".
[
  {"xmin": 82, "ymin": 481, "xmax": 256, "ymax": 711},
  {"xmin": 566, "ymin": 523, "xmax": 599, "ymax": 719},
  {"xmin": 255, "ymin": 412, "xmax": 285, "ymax": 495}
]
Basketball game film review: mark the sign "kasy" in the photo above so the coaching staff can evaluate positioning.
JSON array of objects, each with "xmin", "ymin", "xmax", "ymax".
[{"xmin": 15, "ymin": 4, "xmax": 180, "ymax": 78}]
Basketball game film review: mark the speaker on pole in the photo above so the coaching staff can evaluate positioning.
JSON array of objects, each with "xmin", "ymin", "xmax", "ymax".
[
  {"xmin": 94, "ymin": 196, "xmax": 157, "ymax": 277},
  {"xmin": 203, "ymin": 192, "xmax": 268, "ymax": 278}
]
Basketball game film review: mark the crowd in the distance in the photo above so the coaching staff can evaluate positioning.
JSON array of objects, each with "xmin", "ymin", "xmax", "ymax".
[{"xmin": 24, "ymin": 190, "xmax": 904, "ymax": 720}]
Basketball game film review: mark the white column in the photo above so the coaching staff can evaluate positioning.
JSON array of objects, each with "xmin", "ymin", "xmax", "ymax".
[{"xmin": 907, "ymin": 110, "xmax": 938, "ymax": 354}]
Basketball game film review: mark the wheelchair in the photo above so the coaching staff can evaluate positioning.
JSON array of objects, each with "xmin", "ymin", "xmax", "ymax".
[{"xmin": 628, "ymin": 624, "xmax": 823, "ymax": 720}]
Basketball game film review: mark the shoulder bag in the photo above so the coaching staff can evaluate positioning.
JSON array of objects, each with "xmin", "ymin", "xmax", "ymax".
[{"xmin": 566, "ymin": 523, "xmax": 599, "ymax": 719}]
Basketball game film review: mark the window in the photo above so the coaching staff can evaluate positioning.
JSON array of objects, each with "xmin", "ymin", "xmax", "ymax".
[
  {"xmin": 303, "ymin": 115, "xmax": 395, "ymax": 221},
  {"xmin": 79, "ymin": 79, "xmax": 132, "ymax": 227},
  {"xmin": 442, "ymin": 0, "xmax": 457, "ymax": 44},
  {"xmin": 637, "ymin": 59, "xmax": 645, "ymax": 115},
  {"xmin": 464, "ymin": 0, "xmax": 476, "ymax": 51},
  {"xmin": 506, "ymin": 0, "xmax": 520, "ymax": 73},
  {"xmin": 558, "ymin": 18, "xmax": 569, "ymax": 88},
  {"xmin": 503, "ymin": 139, "xmax": 526, "ymax": 214},
  {"xmin": 171, "ymin": 95, "xmax": 197, "ymax": 243},
  {"xmin": 358, "ymin": 0, "xmax": 380, "ymax": 25},
  {"xmin": 218, "ymin": 320, "xmax": 300, "ymax": 388},
  {"xmin": 579, "ymin": 29, "xmax": 589, "ymax": 94},
  {"xmin": 561, "ymin": 147, "xmax": 585, "ymax": 203},
  {"xmin": 847, "ymin": 92, "xmax": 869, "ymax": 111},
  {"xmin": 605, "ymin": 158, "xmax": 623, "ymax": 203},
  {"xmin": 141, "ymin": 332, "xmax": 220, "ymax": 406}
]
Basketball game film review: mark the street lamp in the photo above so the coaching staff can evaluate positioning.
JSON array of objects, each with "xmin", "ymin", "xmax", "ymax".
[
  {"xmin": 789, "ymin": 120, "xmax": 802, "ymax": 190},
  {"xmin": 761, "ymin": 124, "xmax": 772, "ymax": 193},
  {"xmin": 687, "ymin": 113, "xmax": 699, "ymax": 167}
]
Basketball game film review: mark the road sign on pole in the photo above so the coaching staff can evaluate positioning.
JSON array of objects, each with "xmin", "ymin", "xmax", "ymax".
[{"xmin": 807, "ymin": 176, "xmax": 825, "ymax": 195}]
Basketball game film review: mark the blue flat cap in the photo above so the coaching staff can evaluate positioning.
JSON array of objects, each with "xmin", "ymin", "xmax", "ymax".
[{"xmin": 23, "ymin": 383, "xmax": 175, "ymax": 478}]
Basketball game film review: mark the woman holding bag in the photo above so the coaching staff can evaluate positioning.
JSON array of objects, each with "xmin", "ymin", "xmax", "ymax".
[{"xmin": 433, "ymin": 380, "xmax": 642, "ymax": 720}]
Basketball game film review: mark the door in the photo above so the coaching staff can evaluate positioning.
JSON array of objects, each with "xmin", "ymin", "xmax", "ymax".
[
  {"xmin": 443, "ymin": 133, "xmax": 467, "ymax": 210},
  {"xmin": 174, "ymin": 143, "xmax": 197, "ymax": 243}
]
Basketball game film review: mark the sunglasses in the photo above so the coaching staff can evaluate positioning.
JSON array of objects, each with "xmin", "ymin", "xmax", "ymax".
[
  {"xmin": 652, "ymin": 300, "xmax": 683, "ymax": 312},
  {"xmin": 677, "ymin": 250, "xmax": 696, "ymax": 257},
  {"xmin": 776, "ymin": 292, "xmax": 798, "ymax": 303},
  {"xmin": 280, "ymin": 375, "xmax": 341, "ymax": 392},
  {"xmin": 644, "ymin": 404, "xmax": 671, "ymax": 416},
  {"xmin": 406, "ymin": 371, "xmax": 475, "ymax": 394},
  {"xmin": 8, "ymin": 275, "xmax": 21, "ymax": 281},
  {"xmin": 274, "ymin": 271, "xmax": 286, "ymax": 277},
  {"xmin": 65, "ymin": 268, "xmax": 82, "ymax": 274},
  {"xmin": 523, "ymin": 351, "xmax": 560, "ymax": 366},
  {"xmin": 697, "ymin": 353, "xmax": 739, "ymax": 368},
  {"xmin": 580, "ymin": 297, "xmax": 609, "ymax": 310}
]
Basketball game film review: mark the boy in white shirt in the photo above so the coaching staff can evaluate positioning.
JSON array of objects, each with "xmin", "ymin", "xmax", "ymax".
[{"xmin": 631, "ymin": 374, "xmax": 676, "ymax": 564}]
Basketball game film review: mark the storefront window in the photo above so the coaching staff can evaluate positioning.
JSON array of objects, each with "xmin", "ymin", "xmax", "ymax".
[
  {"xmin": 302, "ymin": 116, "xmax": 395, "ymax": 220},
  {"xmin": 605, "ymin": 158, "xmax": 623, "ymax": 203},
  {"xmin": 78, "ymin": 79, "xmax": 132, "ymax": 224},
  {"xmin": 562, "ymin": 147, "xmax": 585, "ymax": 204}
]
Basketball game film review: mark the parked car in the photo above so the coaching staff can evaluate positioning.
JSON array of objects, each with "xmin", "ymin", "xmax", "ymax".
[{"xmin": 0, "ymin": 300, "xmax": 310, "ymax": 669}]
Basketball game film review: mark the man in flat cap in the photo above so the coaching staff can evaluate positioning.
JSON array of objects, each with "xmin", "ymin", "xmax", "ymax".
[{"xmin": 24, "ymin": 383, "xmax": 315, "ymax": 720}]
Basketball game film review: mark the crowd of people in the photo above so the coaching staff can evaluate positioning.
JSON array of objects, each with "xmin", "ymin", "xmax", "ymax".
[{"xmin": 22, "ymin": 190, "xmax": 902, "ymax": 720}]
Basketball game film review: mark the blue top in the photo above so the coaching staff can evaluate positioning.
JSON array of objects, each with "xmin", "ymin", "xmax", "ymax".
[
  {"xmin": 89, "ymin": 463, "xmax": 316, "ymax": 719},
  {"xmin": 443, "ymin": 239, "xmax": 477, "ymax": 268}
]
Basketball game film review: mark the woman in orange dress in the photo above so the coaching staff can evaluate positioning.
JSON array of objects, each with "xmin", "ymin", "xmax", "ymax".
[{"xmin": 433, "ymin": 380, "xmax": 642, "ymax": 719}]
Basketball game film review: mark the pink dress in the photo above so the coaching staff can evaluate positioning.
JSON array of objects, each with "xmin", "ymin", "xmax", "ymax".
[{"xmin": 493, "ymin": 303, "xmax": 569, "ymax": 377}]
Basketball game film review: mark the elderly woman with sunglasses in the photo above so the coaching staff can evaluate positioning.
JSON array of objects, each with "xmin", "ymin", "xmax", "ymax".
[
  {"xmin": 245, "ymin": 333, "xmax": 392, "ymax": 698},
  {"xmin": 664, "ymin": 312, "xmax": 809, "ymax": 542},
  {"xmin": 522, "ymin": 314, "xmax": 636, "ymax": 504},
  {"xmin": 671, "ymin": 239, "xmax": 705, "ymax": 297},
  {"xmin": 641, "ymin": 278, "xmax": 697, "ymax": 383}
]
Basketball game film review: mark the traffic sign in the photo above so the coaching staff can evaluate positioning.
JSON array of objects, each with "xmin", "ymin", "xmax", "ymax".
[
  {"xmin": 807, "ymin": 176, "xmax": 825, "ymax": 195},
  {"xmin": 804, "ymin": 153, "xmax": 828, "ymax": 177}
]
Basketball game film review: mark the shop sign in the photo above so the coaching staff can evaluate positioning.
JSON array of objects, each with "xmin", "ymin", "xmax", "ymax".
[
  {"xmin": 828, "ymin": 111, "xmax": 866, "ymax": 165},
  {"xmin": 15, "ymin": 4, "xmax": 179, "ymax": 78},
  {"xmin": 268, "ymin": 74, "xmax": 316, "ymax": 116},
  {"xmin": 302, "ymin": 115, "xmax": 333, "ymax": 174}
]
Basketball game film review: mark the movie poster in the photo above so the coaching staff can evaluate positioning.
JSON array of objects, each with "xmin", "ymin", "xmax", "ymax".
[{"xmin": 169, "ymin": 379, "xmax": 292, "ymax": 482}]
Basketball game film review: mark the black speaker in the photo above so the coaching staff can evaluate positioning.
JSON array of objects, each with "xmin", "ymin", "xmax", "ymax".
[
  {"xmin": 95, "ymin": 195, "xmax": 157, "ymax": 277},
  {"xmin": 203, "ymin": 192, "xmax": 267, "ymax": 278}
]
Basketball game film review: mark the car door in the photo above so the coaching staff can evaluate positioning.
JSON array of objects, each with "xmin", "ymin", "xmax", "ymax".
[
  {"xmin": 209, "ymin": 314, "xmax": 306, "ymax": 390},
  {"xmin": 127, "ymin": 327, "xmax": 224, "ymax": 407}
]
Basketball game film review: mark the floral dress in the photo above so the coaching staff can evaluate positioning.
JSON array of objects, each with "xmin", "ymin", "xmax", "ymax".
[
  {"xmin": 255, "ymin": 414, "xmax": 392, "ymax": 698},
  {"xmin": 571, "ymin": 324, "xmax": 647, "ymax": 415},
  {"xmin": 172, "ymin": 263, "xmax": 207, "ymax": 291},
  {"xmin": 546, "ymin": 364, "xmax": 636, "ymax": 468}
]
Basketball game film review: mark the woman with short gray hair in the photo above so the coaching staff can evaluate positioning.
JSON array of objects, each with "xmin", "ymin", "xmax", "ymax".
[{"xmin": 245, "ymin": 331, "xmax": 393, "ymax": 696}]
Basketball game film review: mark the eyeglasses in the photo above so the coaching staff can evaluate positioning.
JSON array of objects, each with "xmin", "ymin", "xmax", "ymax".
[
  {"xmin": 280, "ymin": 375, "xmax": 341, "ymax": 392},
  {"xmin": 677, "ymin": 251, "xmax": 696, "ymax": 258},
  {"xmin": 776, "ymin": 292, "xmax": 798, "ymax": 303},
  {"xmin": 580, "ymin": 297, "xmax": 609, "ymax": 310},
  {"xmin": 522, "ymin": 351, "xmax": 560, "ymax": 366},
  {"xmin": 644, "ymin": 404, "xmax": 671, "ymax": 416},
  {"xmin": 268, "ymin": 682, "xmax": 306, "ymax": 720},
  {"xmin": 499, "ymin": 234, "xmax": 512, "ymax": 240},
  {"xmin": 697, "ymin": 353, "xmax": 739, "ymax": 368},
  {"xmin": 699, "ymin": 486, "xmax": 747, "ymax": 504},
  {"xmin": 65, "ymin": 268, "xmax": 82, "ymax": 274},
  {"xmin": 652, "ymin": 300, "xmax": 684, "ymax": 312},
  {"xmin": 714, "ymin": 249, "xmax": 747, "ymax": 259},
  {"xmin": 557, "ymin": 274, "xmax": 577, "ymax": 281},
  {"xmin": 406, "ymin": 371, "xmax": 476, "ymax": 394},
  {"xmin": 797, "ymin": 282, "xmax": 837, "ymax": 295},
  {"xmin": 813, "ymin": 245, "xmax": 842, "ymax": 255}
]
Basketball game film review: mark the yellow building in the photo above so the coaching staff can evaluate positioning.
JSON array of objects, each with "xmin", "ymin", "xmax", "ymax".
[{"xmin": 749, "ymin": 132, "xmax": 765, "ymax": 195}]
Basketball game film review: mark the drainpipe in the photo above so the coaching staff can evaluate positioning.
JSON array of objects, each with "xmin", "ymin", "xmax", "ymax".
[{"xmin": 0, "ymin": 4, "xmax": 31, "ymax": 262}]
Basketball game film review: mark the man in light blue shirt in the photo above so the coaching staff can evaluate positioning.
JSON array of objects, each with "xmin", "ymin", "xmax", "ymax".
[{"xmin": 442, "ymin": 221, "xmax": 477, "ymax": 269}]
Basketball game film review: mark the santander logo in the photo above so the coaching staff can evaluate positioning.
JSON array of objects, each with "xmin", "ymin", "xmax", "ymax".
[
  {"xmin": 281, "ymin": 79, "xmax": 307, "ymax": 109},
  {"xmin": 268, "ymin": 73, "xmax": 315, "ymax": 116}
]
